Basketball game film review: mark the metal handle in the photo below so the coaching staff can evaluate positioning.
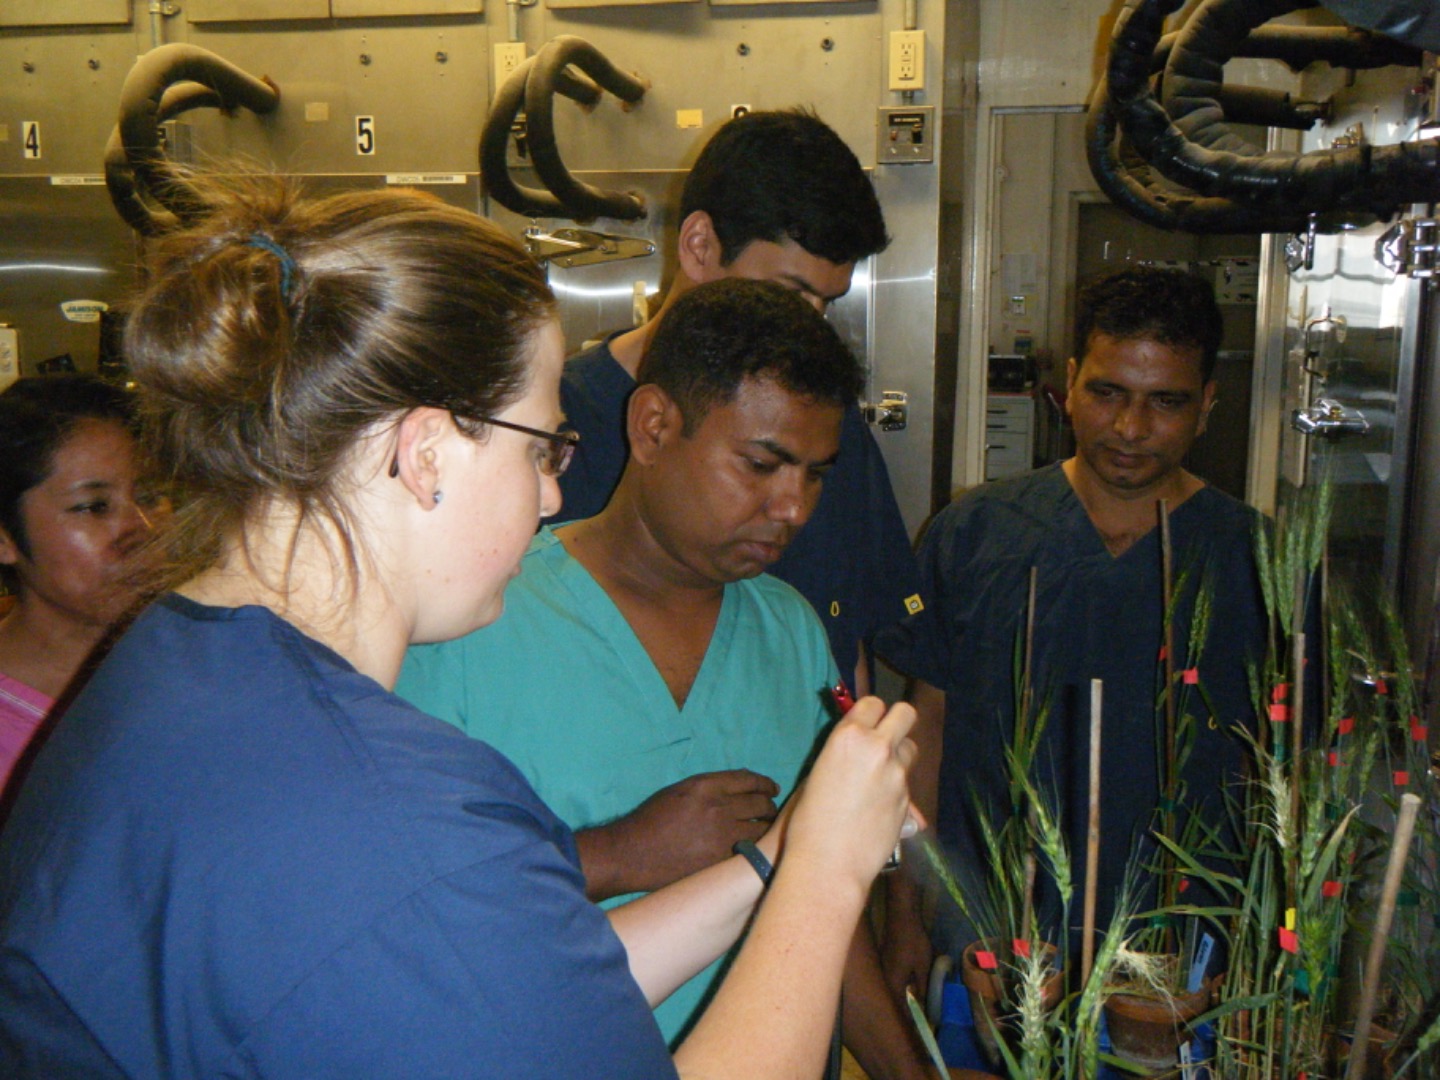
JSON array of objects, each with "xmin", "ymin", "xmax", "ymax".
[
  {"xmin": 1291, "ymin": 398, "xmax": 1369, "ymax": 438},
  {"xmin": 862, "ymin": 390, "xmax": 908, "ymax": 431}
]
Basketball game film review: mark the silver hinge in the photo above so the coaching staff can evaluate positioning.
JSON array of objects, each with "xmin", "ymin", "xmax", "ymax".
[
  {"xmin": 524, "ymin": 228, "xmax": 655, "ymax": 269},
  {"xmin": 1375, "ymin": 217, "xmax": 1440, "ymax": 279},
  {"xmin": 862, "ymin": 390, "xmax": 908, "ymax": 431}
]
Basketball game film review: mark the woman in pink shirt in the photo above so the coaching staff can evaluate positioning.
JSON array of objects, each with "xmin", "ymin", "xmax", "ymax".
[{"xmin": 0, "ymin": 375, "xmax": 157, "ymax": 793}]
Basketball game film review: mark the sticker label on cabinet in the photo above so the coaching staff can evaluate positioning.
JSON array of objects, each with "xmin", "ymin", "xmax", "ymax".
[{"xmin": 61, "ymin": 300, "xmax": 109, "ymax": 323}]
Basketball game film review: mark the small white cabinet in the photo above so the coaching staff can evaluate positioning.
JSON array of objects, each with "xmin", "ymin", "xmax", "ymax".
[{"xmin": 984, "ymin": 394, "xmax": 1034, "ymax": 481}]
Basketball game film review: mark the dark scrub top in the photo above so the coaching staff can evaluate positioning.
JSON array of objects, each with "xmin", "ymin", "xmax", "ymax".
[
  {"xmin": 875, "ymin": 463, "xmax": 1266, "ymax": 942},
  {"xmin": 0, "ymin": 594, "xmax": 676, "ymax": 1080}
]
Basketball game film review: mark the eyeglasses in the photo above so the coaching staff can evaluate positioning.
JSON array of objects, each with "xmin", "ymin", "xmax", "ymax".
[
  {"xmin": 477, "ymin": 415, "xmax": 580, "ymax": 478},
  {"xmin": 388, "ymin": 415, "xmax": 580, "ymax": 480}
]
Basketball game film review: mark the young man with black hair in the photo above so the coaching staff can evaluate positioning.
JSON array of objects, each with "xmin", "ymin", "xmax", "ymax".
[
  {"xmin": 555, "ymin": 107, "xmax": 921, "ymax": 704},
  {"xmin": 401, "ymin": 279, "xmax": 936, "ymax": 1080},
  {"xmin": 875, "ymin": 267, "xmax": 1267, "ymax": 1004}
]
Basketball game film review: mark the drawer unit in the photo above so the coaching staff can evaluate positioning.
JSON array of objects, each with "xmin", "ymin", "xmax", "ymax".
[{"xmin": 984, "ymin": 394, "xmax": 1034, "ymax": 481}]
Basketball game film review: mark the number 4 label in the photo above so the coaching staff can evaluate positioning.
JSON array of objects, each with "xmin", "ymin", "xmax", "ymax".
[
  {"xmin": 355, "ymin": 116, "xmax": 375, "ymax": 156},
  {"xmin": 22, "ymin": 121, "xmax": 40, "ymax": 159}
]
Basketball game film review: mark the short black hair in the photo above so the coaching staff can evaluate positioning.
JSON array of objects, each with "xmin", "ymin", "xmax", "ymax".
[
  {"xmin": 1074, "ymin": 267, "xmax": 1223, "ymax": 381},
  {"xmin": 638, "ymin": 278, "xmax": 865, "ymax": 434},
  {"xmin": 0, "ymin": 375, "xmax": 136, "ymax": 565},
  {"xmin": 679, "ymin": 108, "xmax": 890, "ymax": 268}
]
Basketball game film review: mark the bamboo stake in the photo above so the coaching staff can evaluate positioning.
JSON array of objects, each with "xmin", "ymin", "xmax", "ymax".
[
  {"xmin": 1347, "ymin": 792, "xmax": 1422, "ymax": 1080},
  {"xmin": 1160, "ymin": 499, "xmax": 1176, "ymax": 814},
  {"xmin": 1289, "ymin": 559, "xmax": 1307, "ymax": 917},
  {"xmin": 1158, "ymin": 499, "xmax": 1177, "ymax": 954},
  {"xmin": 1018, "ymin": 568, "xmax": 1039, "ymax": 950},
  {"xmin": 1081, "ymin": 678, "xmax": 1103, "ymax": 987}
]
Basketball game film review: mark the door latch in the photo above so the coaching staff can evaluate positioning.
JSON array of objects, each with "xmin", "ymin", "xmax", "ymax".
[
  {"xmin": 862, "ymin": 390, "xmax": 908, "ymax": 431},
  {"xmin": 1291, "ymin": 398, "xmax": 1369, "ymax": 439}
]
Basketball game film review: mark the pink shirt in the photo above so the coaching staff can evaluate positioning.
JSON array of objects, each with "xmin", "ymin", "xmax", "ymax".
[{"xmin": 0, "ymin": 671, "xmax": 52, "ymax": 793}]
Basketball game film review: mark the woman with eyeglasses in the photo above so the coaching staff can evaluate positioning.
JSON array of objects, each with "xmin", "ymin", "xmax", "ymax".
[
  {"xmin": 0, "ymin": 375, "xmax": 157, "ymax": 796},
  {"xmin": 0, "ymin": 175, "xmax": 917, "ymax": 1079}
]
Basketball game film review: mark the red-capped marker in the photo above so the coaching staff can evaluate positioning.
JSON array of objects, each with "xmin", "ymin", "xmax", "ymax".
[{"xmin": 830, "ymin": 683, "xmax": 902, "ymax": 872}]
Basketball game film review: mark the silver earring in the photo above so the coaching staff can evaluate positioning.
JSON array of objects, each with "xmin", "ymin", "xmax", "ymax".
[{"xmin": 433, "ymin": 490, "xmax": 444, "ymax": 505}]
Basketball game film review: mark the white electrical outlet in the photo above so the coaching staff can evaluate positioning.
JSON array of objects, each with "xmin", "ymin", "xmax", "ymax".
[
  {"xmin": 493, "ymin": 42, "xmax": 527, "ymax": 94},
  {"xmin": 888, "ymin": 30, "xmax": 926, "ymax": 92}
]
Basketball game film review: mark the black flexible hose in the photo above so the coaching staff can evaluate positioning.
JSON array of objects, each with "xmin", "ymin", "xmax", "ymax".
[
  {"xmin": 1154, "ymin": 22, "xmax": 1421, "ymax": 73},
  {"xmin": 105, "ymin": 44, "xmax": 279, "ymax": 235},
  {"xmin": 1085, "ymin": 75, "xmax": 1311, "ymax": 232},
  {"xmin": 1108, "ymin": 0, "xmax": 1440, "ymax": 219},
  {"xmin": 478, "ymin": 54, "xmax": 614, "ymax": 218},
  {"xmin": 1162, "ymin": 0, "xmax": 1321, "ymax": 155},
  {"xmin": 104, "ymin": 81, "xmax": 229, "ymax": 233},
  {"xmin": 524, "ymin": 36, "xmax": 647, "ymax": 222},
  {"xmin": 480, "ymin": 35, "xmax": 647, "ymax": 222},
  {"xmin": 479, "ymin": 57, "xmax": 570, "ymax": 219}
]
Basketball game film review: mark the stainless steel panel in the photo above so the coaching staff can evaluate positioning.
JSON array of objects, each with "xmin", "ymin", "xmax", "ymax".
[
  {"xmin": 0, "ymin": 0, "xmax": 944, "ymax": 542},
  {"xmin": 526, "ymin": 12, "xmax": 882, "ymax": 174},
  {"xmin": 0, "ymin": 31, "xmax": 139, "ymax": 177},
  {"xmin": 870, "ymin": 155, "xmax": 939, "ymax": 538},
  {"xmin": 182, "ymin": 21, "xmax": 489, "ymax": 175},
  {"xmin": 487, "ymin": 170, "xmax": 674, "ymax": 352},
  {"xmin": 1276, "ymin": 65, "xmax": 1423, "ymax": 609},
  {"xmin": 0, "ymin": 0, "xmax": 131, "ymax": 27},
  {"xmin": 0, "ymin": 178, "xmax": 136, "ymax": 375},
  {"xmin": 187, "ymin": 0, "xmax": 330, "ymax": 22},
  {"xmin": 710, "ymin": 0, "xmax": 863, "ymax": 7},
  {"xmin": 548, "ymin": 0, "xmax": 695, "ymax": 9},
  {"xmin": 334, "ymin": 0, "xmax": 483, "ymax": 14}
]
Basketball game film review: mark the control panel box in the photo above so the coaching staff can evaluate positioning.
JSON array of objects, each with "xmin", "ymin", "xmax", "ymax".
[{"xmin": 877, "ymin": 106, "xmax": 934, "ymax": 164}]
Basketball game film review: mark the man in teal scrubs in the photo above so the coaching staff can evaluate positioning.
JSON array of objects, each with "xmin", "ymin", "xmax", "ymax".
[{"xmin": 399, "ymin": 278, "xmax": 932, "ymax": 1077}]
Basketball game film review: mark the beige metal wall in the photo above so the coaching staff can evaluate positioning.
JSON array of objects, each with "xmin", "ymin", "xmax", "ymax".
[{"xmin": 0, "ymin": 0, "xmax": 966, "ymax": 535}]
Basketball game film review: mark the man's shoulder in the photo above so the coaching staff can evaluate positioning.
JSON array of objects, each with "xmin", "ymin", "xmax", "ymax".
[
  {"xmin": 931, "ymin": 463, "xmax": 1068, "ymax": 537},
  {"xmin": 1187, "ymin": 483, "xmax": 1264, "ymax": 543},
  {"xmin": 561, "ymin": 335, "xmax": 632, "ymax": 402}
]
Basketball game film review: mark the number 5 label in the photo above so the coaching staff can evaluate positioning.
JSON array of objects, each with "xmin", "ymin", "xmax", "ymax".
[{"xmin": 355, "ymin": 116, "xmax": 375, "ymax": 156}]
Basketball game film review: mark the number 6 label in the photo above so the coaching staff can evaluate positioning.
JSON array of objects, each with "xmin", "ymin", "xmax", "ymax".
[{"xmin": 355, "ymin": 116, "xmax": 375, "ymax": 156}]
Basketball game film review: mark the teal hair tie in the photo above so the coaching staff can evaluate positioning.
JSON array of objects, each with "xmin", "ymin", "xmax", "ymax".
[{"xmin": 248, "ymin": 232, "xmax": 297, "ymax": 300}]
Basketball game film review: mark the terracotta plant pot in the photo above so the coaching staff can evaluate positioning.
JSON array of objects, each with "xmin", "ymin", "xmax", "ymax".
[
  {"xmin": 959, "ymin": 938, "xmax": 1063, "ymax": 1070},
  {"xmin": 1102, "ymin": 978, "xmax": 1214, "ymax": 1075},
  {"xmin": 1330, "ymin": 1024, "xmax": 1399, "ymax": 1079}
]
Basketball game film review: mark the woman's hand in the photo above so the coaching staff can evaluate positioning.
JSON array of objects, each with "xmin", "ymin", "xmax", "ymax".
[{"xmin": 782, "ymin": 696, "xmax": 920, "ymax": 897}]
